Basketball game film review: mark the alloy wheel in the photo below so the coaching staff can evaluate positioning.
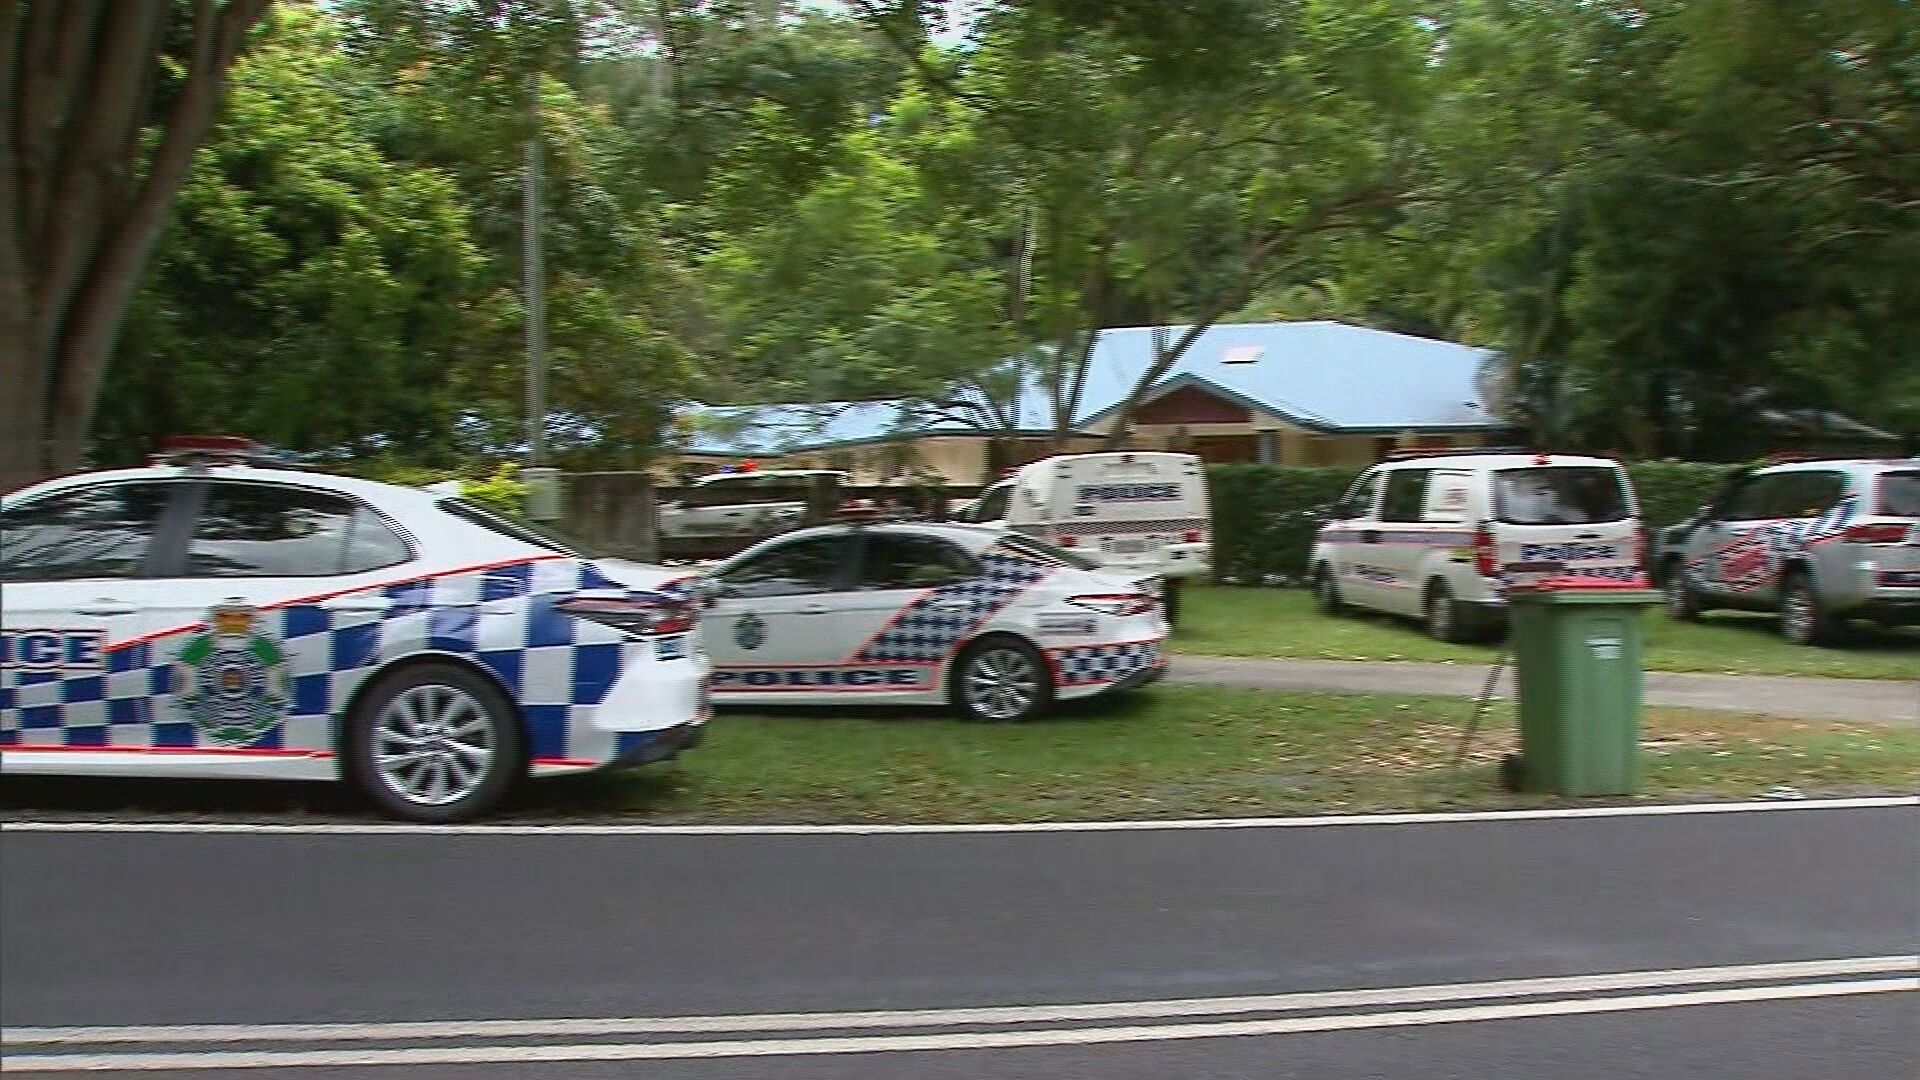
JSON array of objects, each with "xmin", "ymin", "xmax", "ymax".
[{"xmin": 374, "ymin": 684, "xmax": 497, "ymax": 807}]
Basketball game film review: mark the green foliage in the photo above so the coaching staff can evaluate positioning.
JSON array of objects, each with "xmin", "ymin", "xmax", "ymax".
[
  {"xmin": 460, "ymin": 462, "xmax": 530, "ymax": 519},
  {"xmin": 1627, "ymin": 460, "xmax": 1740, "ymax": 532},
  {"xmin": 1206, "ymin": 464, "xmax": 1363, "ymax": 582}
]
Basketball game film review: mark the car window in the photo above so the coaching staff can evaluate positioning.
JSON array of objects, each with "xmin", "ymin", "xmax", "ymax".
[
  {"xmin": 1341, "ymin": 470, "xmax": 1383, "ymax": 517},
  {"xmin": 185, "ymin": 482, "xmax": 410, "ymax": 577},
  {"xmin": 1760, "ymin": 471, "xmax": 1847, "ymax": 519},
  {"xmin": 1493, "ymin": 467, "xmax": 1630, "ymax": 525},
  {"xmin": 716, "ymin": 535, "xmax": 854, "ymax": 598},
  {"xmin": 1379, "ymin": 469, "xmax": 1430, "ymax": 524},
  {"xmin": 0, "ymin": 482, "xmax": 176, "ymax": 582},
  {"xmin": 1719, "ymin": 474, "xmax": 1776, "ymax": 521},
  {"xmin": 1422, "ymin": 470, "xmax": 1475, "ymax": 523},
  {"xmin": 858, "ymin": 534, "xmax": 979, "ymax": 590},
  {"xmin": 438, "ymin": 497, "xmax": 580, "ymax": 555},
  {"xmin": 1880, "ymin": 471, "xmax": 1920, "ymax": 517},
  {"xmin": 973, "ymin": 484, "xmax": 1011, "ymax": 522}
]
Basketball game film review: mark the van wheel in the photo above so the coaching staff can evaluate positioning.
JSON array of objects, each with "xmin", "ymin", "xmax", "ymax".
[
  {"xmin": 346, "ymin": 663, "xmax": 526, "ymax": 822},
  {"xmin": 952, "ymin": 637, "xmax": 1053, "ymax": 723},
  {"xmin": 1313, "ymin": 566, "xmax": 1345, "ymax": 616},
  {"xmin": 1425, "ymin": 581, "xmax": 1471, "ymax": 644},
  {"xmin": 1663, "ymin": 559, "xmax": 1701, "ymax": 621},
  {"xmin": 1161, "ymin": 581, "xmax": 1184, "ymax": 627},
  {"xmin": 1779, "ymin": 572, "xmax": 1841, "ymax": 647}
]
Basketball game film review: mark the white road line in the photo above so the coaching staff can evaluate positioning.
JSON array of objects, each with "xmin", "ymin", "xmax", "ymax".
[
  {"xmin": 6, "ymin": 980, "xmax": 1912, "ymax": 1072},
  {"xmin": 1, "ymin": 795, "xmax": 1913, "ymax": 837},
  {"xmin": 9, "ymin": 956, "xmax": 1912, "ymax": 1047}
]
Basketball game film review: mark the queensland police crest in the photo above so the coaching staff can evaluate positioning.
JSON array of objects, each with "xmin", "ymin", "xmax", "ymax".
[
  {"xmin": 175, "ymin": 603, "xmax": 291, "ymax": 747},
  {"xmin": 734, "ymin": 612, "xmax": 767, "ymax": 651}
]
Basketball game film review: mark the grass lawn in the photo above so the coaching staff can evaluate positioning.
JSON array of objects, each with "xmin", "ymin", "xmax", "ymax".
[
  {"xmin": 530, "ymin": 685, "xmax": 1920, "ymax": 823},
  {"xmin": 1175, "ymin": 585, "xmax": 1920, "ymax": 681}
]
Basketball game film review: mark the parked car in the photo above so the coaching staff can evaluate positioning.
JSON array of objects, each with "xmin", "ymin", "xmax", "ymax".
[
  {"xmin": 954, "ymin": 452, "xmax": 1211, "ymax": 624},
  {"xmin": 1309, "ymin": 449, "xmax": 1646, "ymax": 641},
  {"xmin": 678, "ymin": 518, "xmax": 1169, "ymax": 722},
  {"xmin": 1658, "ymin": 456, "xmax": 1920, "ymax": 645},
  {"xmin": 657, "ymin": 469, "xmax": 847, "ymax": 560},
  {"xmin": 1, "ymin": 436, "xmax": 709, "ymax": 821}
]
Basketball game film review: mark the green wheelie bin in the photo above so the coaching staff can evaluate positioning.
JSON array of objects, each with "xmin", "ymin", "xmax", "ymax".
[{"xmin": 1505, "ymin": 578, "xmax": 1664, "ymax": 796}]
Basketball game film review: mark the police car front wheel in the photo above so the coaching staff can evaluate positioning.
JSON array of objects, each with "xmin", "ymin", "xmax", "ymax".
[
  {"xmin": 953, "ymin": 638, "xmax": 1053, "ymax": 723},
  {"xmin": 347, "ymin": 663, "xmax": 526, "ymax": 822}
]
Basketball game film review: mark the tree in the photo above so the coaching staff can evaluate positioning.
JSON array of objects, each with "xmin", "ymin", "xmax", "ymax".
[{"xmin": 3, "ymin": 0, "xmax": 275, "ymax": 490}]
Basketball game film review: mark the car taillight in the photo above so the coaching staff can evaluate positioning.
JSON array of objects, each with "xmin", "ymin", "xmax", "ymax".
[
  {"xmin": 553, "ymin": 596, "xmax": 695, "ymax": 637},
  {"xmin": 1842, "ymin": 523, "xmax": 1911, "ymax": 545},
  {"xmin": 1056, "ymin": 534, "xmax": 1079, "ymax": 547},
  {"xmin": 1066, "ymin": 593, "xmax": 1156, "ymax": 617},
  {"xmin": 1182, "ymin": 529, "xmax": 1203, "ymax": 543},
  {"xmin": 1473, "ymin": 523, "xmax": 1499, "ymax": 578}
]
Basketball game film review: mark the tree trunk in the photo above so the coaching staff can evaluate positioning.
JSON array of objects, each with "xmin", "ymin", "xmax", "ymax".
[{"xmin": 0, "ymin": 0, "xmax": 272, "ymax": 491}]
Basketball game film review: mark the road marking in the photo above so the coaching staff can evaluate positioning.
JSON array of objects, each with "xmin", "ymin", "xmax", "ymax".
[
  {"xmin": 1, "ymin": 795, "xmax": 1912, "ymax": 836},
  {"xmin": 5, "ymin": 980, "xmax": 1911, "ymax": 1072},
  {"xmin": 9, "ymin": 955, "xmax": 1912, "ymax": 1047}
]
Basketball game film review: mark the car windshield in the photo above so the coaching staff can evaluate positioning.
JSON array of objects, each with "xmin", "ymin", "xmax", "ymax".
[
  {"xmin": 996, "ymin": 532, "xmax": 1103, "ymax": 570},
  {"xmin": 1880, "ymin": 471, "xmax": 1920, "ymax": 517},
  {"xmin": 1493, "ymin": 467, "xmax": 1630, "ymax": 525},
  {"xmin": 437, "ymin": 497, "xmax": 588, "ymax": 556}
]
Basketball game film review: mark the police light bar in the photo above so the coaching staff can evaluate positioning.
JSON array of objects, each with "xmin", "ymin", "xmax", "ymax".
[{"xmin": 150, "ymin": 434, "xmax": 295, "ymax": 467}]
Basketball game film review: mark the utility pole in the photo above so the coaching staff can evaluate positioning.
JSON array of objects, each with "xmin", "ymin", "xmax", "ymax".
[
  {"xmin": 522, "ymin": 74, "xmax": 549, "ymax": 469},
  {"xmin": 521, "ymin": 74, "xmax": 561, "ymax": 523}
]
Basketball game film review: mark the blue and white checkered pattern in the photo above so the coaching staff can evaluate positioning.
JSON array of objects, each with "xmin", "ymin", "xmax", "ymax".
[
  {"xmin": 853, "ymin": 550, "xmax": 1051, "ymax": 664},
  {"xmin": 1049, "ymin": 641, "xmax": 1164, "ymax": 687},
  {"xmin": 1, "ymin": 558, "xmax": 667, "ymax": 766}
]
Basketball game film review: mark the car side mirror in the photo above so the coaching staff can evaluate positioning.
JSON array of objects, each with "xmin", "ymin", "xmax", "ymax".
[{"xmin": 687, "ymin": 578, "xmax": 730, "ymax": 607}]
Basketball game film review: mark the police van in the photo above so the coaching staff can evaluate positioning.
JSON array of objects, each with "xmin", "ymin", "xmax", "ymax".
[
  {"xmin": 1309, "ymin": 449, "xmax": 1645, "ymax": 641},
  {"xmin": 956, "ymin": 452, "xmax": 1212, "ymax": 623}
]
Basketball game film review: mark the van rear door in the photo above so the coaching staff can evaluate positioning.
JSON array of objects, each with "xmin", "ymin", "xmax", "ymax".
[
  {"xmin": 1491, "ymin": 465, "xmax": 1642, "ymax": 585},
  {"xmin": 1046, "ymin": 454, "xmax": 1208, "ymax": 570}
]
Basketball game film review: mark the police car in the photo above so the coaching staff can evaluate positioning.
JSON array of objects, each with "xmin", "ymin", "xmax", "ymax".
[
  {"xmin": 680, "ymin": 517, "xmax": 1170, "ymax": 721},
  {"xmin": 1659, "ymin": 456, "xmax": 1920, "ymax": 645},
  {"xmin": 0, "ymin": 436, "xmax": 709, "ymax": 822},
  {"xmin": 1310, "ymin": 449, "xmax": 1645, "ymax": 641}
]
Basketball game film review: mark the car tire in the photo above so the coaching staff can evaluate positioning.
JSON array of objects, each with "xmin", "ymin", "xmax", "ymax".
[
  {"xmin": 1779, "ymin": 571, "xmax": 1842, "ymax": 648},
  {"xmin": 951, "ymin": 636, "xmax": 1054, "ymax": 723},
  {"xmin": 345, "ymin": 662, "xmax": 526, "ymax": 823},
  {"xmin": 1425, "ymin": 581, "xmax": 1472, "ymax": 644},
  {"xmin": 1162, "ymin": 581, "xmax": 1184, "ymax": 627},
  {"xmin": 1313, "ymin": 565, "xmax": 1345, "ymax": 616},
  {"xmin": 1663, "ymin": 559, "xmax": 1702, "ymax": 622}
]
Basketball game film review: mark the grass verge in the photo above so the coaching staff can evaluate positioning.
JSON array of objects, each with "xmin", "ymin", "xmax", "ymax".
[
  {"xmin": 532, "ymin": 685, "xmax": 1920, "ymax": 823},
  {"xmin": 1176, "ymin": 585, "xmax": 1920, "ymax": 681}
]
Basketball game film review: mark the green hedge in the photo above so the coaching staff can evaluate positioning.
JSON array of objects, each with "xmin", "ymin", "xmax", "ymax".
[{"xmin": 1205, "ymin": 460, "xmax": 1742, "ymax": 585}]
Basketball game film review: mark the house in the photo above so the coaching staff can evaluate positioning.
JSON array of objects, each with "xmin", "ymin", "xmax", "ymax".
[{"xmin": 667, "ymin": 321, "xmax": 1515, "ymax": 487}]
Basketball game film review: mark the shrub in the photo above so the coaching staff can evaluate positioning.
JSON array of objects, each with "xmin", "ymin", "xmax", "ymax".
[
  {"xmin": 460, "ymin": 462, "xmax": 528, "ymax": 519},
  {"xmin": 1626, "ymin": 459, "xmax": 1739, "ymax": 531}
]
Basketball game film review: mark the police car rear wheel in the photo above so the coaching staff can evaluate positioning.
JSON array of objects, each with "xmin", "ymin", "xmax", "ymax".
[
  {"xmin": 1780, "ymin": 573, "xmax": 1841, "ymax": 648},
  {"xmin": 348, "ymin": 664, "xmax": 525, "ymax": 822},
  {"xmin": 1425, "ymin": 582, "xmax": 1469, "ymax": 644},
  {"xmin": 954, "ymin": 638, "xmax": 1052, "ymax": 723}
]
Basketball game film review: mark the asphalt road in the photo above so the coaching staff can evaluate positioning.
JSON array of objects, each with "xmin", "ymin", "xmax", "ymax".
[{"xmin": 3, "ymin": 803, "xmax": 1915, "ymax": 1077}]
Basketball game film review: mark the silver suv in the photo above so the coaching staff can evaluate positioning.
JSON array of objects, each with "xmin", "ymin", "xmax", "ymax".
[{"xmin": 1659, "ymin": 458, "xmax": 1920, "ymax": 645}]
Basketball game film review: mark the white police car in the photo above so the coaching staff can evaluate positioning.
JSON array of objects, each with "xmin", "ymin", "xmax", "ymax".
[
  {"xmin": 1, "ymin": 437, "xmax": 709, "ymax": 822},
  {"xmin": 679, "ymin": 519, "xmax": 1170, "ymax": 721}
]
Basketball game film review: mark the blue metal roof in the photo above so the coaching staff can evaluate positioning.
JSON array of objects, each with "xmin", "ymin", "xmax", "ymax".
[{"xmin": 679, "ymin": 321, "xmax": 1504, "ymax": 455}]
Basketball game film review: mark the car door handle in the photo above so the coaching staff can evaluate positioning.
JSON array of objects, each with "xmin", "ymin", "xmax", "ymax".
[
  {"xmin": 75, "ymin": 600, "xmax": 136, "ymax": 617},
  {"xmin": 1574, "ymin": 532, "xmax": 1602, "ymax": 540},
  {"xmin": 1361, "ymin": 530, "xmax": 1381, "ymax": 544},
  {"xmin": 320, "ymin": 595, "xmax": 393, "ymax": 614},
  {"xmin": 928, "ymin": 601, "xmax": 972, "ymax": 614},
  {"xmin": 797, "ymin": 603, "xmax": 832, "ymax": 615}
]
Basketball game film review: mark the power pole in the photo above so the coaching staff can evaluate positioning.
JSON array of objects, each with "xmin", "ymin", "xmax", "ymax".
[{"xmin": 522, "ymin": 75, "xmax": 549, "ymax": 469}]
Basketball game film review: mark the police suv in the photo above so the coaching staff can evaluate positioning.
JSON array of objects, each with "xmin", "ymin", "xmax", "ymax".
[
  {"xmin": 680, "ymin": 517, "xmax": 1169, "ymax": 722},
  {"xmin": 1, "ymin": 437, "xmax": 709, "ymax": 821},
  {"xmin": 1310, "ymin": 449, "xmax": 1645, "ymax": 641},
  {"xmin": 1658, "ymin": 456, "xmax": 1920, "ymax": 645}
]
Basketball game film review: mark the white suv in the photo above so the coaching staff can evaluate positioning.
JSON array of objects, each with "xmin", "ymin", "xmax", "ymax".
[
  {"xmin": 1659, "ymin": 457, "xmax": 1920, "ymax": 645},
  {"xmin": 1309, "ymin": 450, "xmax": 1645, "ymax": 641}
]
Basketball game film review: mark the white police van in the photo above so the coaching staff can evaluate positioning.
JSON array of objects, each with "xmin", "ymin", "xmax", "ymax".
[
  {"xmin": 1309, "ymin": 449, "xmax": 1645, "ymax": 641},
  {"xmin": 956, "ymin": 453, "xmax": 1212, "ymax": 623},
  {"xmin": 1, "ymin": 436, "xmax": 709, "ymax": 821}
]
